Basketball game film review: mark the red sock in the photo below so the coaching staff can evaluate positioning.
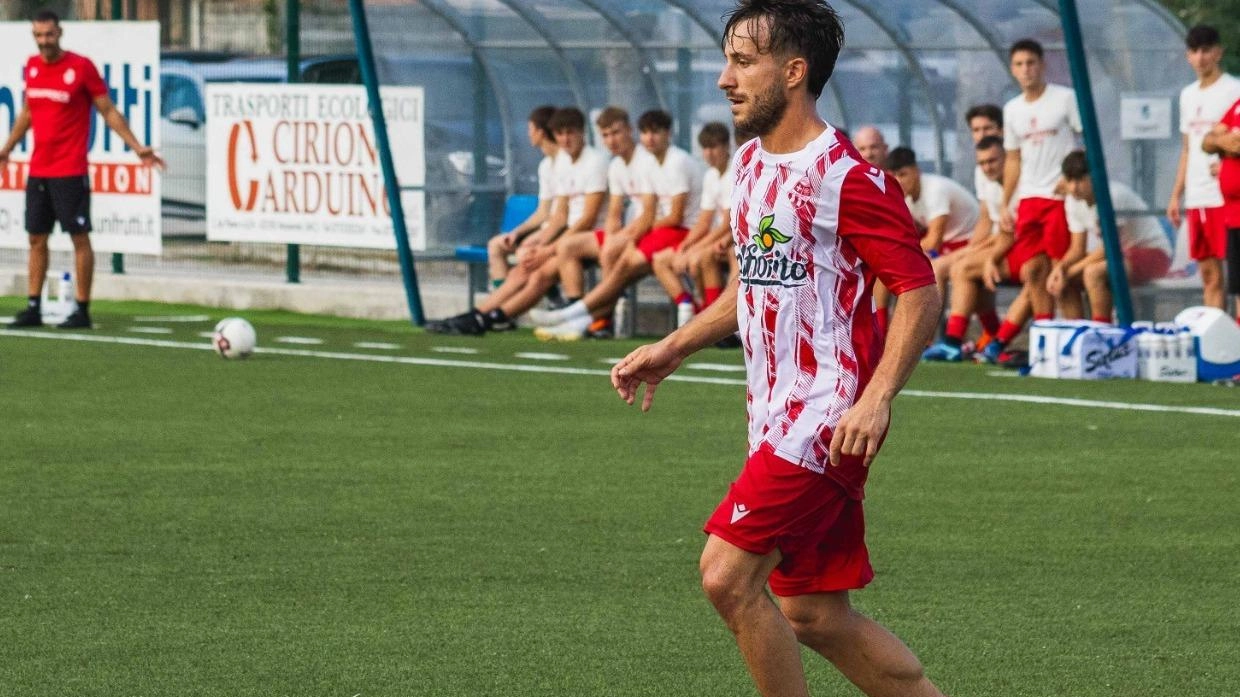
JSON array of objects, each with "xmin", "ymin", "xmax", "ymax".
[
  {"xmin": 996, "ymin": 320, "xmax": 1022, "ymax": 345},
  {"xmin": 876, "ymin": 306, "xmax": 889, "ymax": 334},
  {"xmin": 674, "ymin": 292, "xmax": 694, "ymax": 306},
  {"xmin": 945, "ymin": 314, "xmax": 968, "ymax": 341},
  {"xmin": 703, "ymin": 287, "xmax": 722, "ymax": 307},
  {"xmin": 1092, "ymin": 315, "xmax": 1111, "ymax": 324},
  {"xmin": 1033, "ymin": 313, "xmax": 1053, "ymax": 322},
  {"xmin": 978, "ymin": 309, "xmax": 1000, "ymax": 335}
]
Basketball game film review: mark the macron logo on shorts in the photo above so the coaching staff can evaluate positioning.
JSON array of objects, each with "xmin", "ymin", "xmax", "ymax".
[{"xmin": 731, "ymin": 503, "xmax": 751, "ymax": 524}]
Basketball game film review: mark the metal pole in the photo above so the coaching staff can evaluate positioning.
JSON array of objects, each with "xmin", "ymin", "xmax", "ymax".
[
  {"xmin": 1059, "ymin": 0, "xmax": 1134, "ymax": 326},
  {"xmin": 285, "ymin": 0, "xmax": 301, "ymax": 284},
  {"xmin": 347, "ymin": 0, "xmax": 426, "ymax": 326},
  {"xmin": 110, "ymin": 0, "xmax": 124, "ymax": 274}
]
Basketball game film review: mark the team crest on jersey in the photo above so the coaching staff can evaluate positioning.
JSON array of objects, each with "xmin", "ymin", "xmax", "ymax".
[
  {"xmin": 63, "ymin": 68, "xmax": 75, "ymax": 84},
  {"xmin": 29, "ymin": 67, "xmax": 38, "ymax": 78}
]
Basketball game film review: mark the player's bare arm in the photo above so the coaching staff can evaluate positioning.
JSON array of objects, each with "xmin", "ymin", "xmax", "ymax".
[
  {"xmin": 1202, "ymin": 123, "xmax": 1240, "ymax": 156},
  {"xmin": 967, "ymin": 206, "xmax": 993, "ymax": 248},
  {"xmin": 92, "ymin": 94, "xmax": 164, "ymax": 170},
  {"xmin": 0, "ymin": 103, "xmax": 32, "ymax": 165},
  {"xmin": 1000, "ymin": 148, "xmax": 1021, "ymax": 231},
  {"xmin": 651, "ymin": 192, "xmax": 688, "ymax": 230},
  {"xmin": 983, "ymin": 230, "xmax": 1016, "ymax": 290},
  {"xmin": 612, "ymin": 280, "xmax": 739, "ymax": 411},
  {"xmin": 1167, "ymin": 134, "xmax": 1190, "ymax": 227},
  {"xmin": 829, "ymin": 283, "xmax": 940, "ymax": 467},
  {"xmin": 921, "ymin": 214, "xmax": 948, "ymax": 253}
]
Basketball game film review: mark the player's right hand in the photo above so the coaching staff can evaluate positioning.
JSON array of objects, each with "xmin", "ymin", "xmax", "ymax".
[
  {"xmin": 611, "ymin": 341, "xmax": 683, "ymax": 412},
  {"xmin": 999, "ymin": 206, "xmax": 1015, "ymax": 235},
  {"xmin": 983, "ymin": 258, "xmax": 1002, "ymax": 291},
  {"xmin": 1165, "ymin": 199, "xmax": 1181, "ymax": 229},
  {"xmin": 0, "ymin": 149, "xmax": 9, "ymax": 167}
]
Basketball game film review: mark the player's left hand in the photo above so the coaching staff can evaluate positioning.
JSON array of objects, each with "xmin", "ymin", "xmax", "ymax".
[
  {"xmin": 611, "ymin": 340, "xmax": 683, "ymax": 412},
  {"xmin": 137, "ymin": 146, "xmax": 166, "ymax": 171},
  {"xmin": 1046, "ymin": 266, "xmax": 1065, "ymax": 296},
  {"xmin": 829, "ymin": 392, "xmax": 889, "ymax": 468}
]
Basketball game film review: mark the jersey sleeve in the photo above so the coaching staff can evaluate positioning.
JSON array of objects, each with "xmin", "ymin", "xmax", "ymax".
[
  {"xmin": 538, "ymin": 158, "xmax": 555, "ymax": 200},
  {"xmin": 584, "ymin": 151, "xmax": 608, "ymax": 194},
  {"xmin": 81, "ymin": 56, "xmax": 109, "ymax": 99},
  {"xmin": 1179, "ymin": 88, "xmax": 1191, "ymax": 136},
  {"xmin": 1003, "ymin": 102, "xmax": 1020, "ymax": 151},
  {"xmin": 699, "ymin": 169, "xmax": 719, "ymax": 212},
  {"xmin": 921, "ymin": 177, "xmax": 951, "ymax": 220},
  {"xmin": 1066, "ymin": 88, "xmax": 1084, "ymax": 134},
  {"xmin": 836, "ymin": 166, "xmax": 935, "ymax": 295},
  {"xmin": 665, "ymin": 153, "xmax": 692, "ymax": 196},
  {"xmin": 1064, "ymin": 195, "xmax": 1091, "ymax": 234}
]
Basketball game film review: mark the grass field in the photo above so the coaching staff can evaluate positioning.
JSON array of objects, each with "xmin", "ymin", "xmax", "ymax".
[{"xmin": 2, "ymin": 298, "xmax": 1238, "ymax": 696}]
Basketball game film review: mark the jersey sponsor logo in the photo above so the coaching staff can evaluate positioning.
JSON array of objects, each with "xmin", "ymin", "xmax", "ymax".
[
  {"xmin": 864, "ymin": 166, "xmax": 886, "ymax": 193},
  {"xmin": 730, "ymin": 502, "xmax": 751, "ymax": 524},
  {"xmin": 26, "ymin": 87, "xmax": 70, "ymax": 103},
  {"xmin": 737, "ymin": 213, "xmax": 810, "ymax": 287}
]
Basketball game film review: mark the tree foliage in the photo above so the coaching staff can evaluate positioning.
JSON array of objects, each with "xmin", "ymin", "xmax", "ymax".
[{"xmin": 1160, "ymin": 0, "xmax": 1240, "ymax": 73}]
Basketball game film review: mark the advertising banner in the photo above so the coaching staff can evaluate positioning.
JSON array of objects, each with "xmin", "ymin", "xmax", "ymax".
[
  {"xmin": 0, "ymin": 21, "xmax": 161, "ymax": 254},
  {"xmin": 206, "ymin": 83, "xmax": 426, "ymax": 250}
]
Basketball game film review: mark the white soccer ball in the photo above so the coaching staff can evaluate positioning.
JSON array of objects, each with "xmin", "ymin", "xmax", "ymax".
[{"xmin": 212, "ymin": 317, "xmax": 257, "ymax": 359}]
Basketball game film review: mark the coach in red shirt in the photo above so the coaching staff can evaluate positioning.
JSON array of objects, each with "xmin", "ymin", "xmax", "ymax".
[
  {"xmin": 0, "ymin": 10, "xmax": 163, "ymax": 329},
  {"xmin": 1204, "ymin": 96, "xmax": 1240, "ymax": 321}
]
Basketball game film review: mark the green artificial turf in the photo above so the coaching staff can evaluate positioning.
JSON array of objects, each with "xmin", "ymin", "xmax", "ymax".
[{"xmin": 1, "ymin": 298, "xmax": 1237, "ymax": 696}]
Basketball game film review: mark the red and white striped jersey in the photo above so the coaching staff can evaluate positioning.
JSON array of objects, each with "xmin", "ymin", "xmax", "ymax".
[{"xmin": 730, "ymin": 126, "xmax": 934, "ymax": 497}]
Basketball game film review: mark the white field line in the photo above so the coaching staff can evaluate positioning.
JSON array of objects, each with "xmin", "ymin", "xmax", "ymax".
[{"xmin": 6, "ymin": 329, "xmax": 1240, "ymax": 418}]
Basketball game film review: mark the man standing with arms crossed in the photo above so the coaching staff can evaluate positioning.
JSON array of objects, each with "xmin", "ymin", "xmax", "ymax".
[
  {"xmin": 612, "ymin": 2, "xmax": 947, "ymax": 696},
  {"xmin": 1167, "ymin": 25, "xmax": 1240, "ymax": 311},
  {"xmin": 2, "ymin": 10, "xmax": 163, "ymax": 329}
]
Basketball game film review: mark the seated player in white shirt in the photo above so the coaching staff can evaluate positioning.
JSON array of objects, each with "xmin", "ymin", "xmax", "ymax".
[
  {"xmin": 1048, "ymin": 151, "xmax": 1172, "ymax": 323},
  {"xmin": 552, "ymin": 106, "xmax": 658, "ymax": 336},
  {"xmin": 482, "ymin": 105, "xmax": 559, "ymax": 291},
  {"xmin": 652, "ymin": 122, "xmax": 733, "ymax": 326},
  {"xmin": 427, "ymin": 107, "xmax": 607, "ymax": 334},
  {"xmin": 884, "ymin": 147, "xmax": 978, "ymax": 304},
  {"xmin": 531, "ymin": 110, "xmax": 703, "ymax": 341}
]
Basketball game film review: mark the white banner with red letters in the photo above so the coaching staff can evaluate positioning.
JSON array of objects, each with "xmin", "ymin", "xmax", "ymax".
[
  {"xmin": 0, "ymin": 21, "xmax": 161, "ymax": 254},
  {"xmin": 205, "ymin": 83, "xmax": 426, "ymax": 250}
]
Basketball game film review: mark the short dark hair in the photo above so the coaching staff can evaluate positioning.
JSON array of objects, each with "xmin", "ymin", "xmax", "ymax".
[
  {"xmin": 1186, "ymin": 25, "xmax": 1221, "ymax": 51},
  {"xmin": 965, "ymin": 104, "xmax": 1003, "ymax": 129},
  {"xmin": 698, "ymin": 122, "xmax": 731, "ymax": 148},
  {"xmin": 595, "ymin": 106, "xmax": 630, "ymax": 130},
  {"xmin": 637, "ymin": 109, "xmax": 672, "ymax": 133},
  {"xmin": 33, "ymin": 9, "xmax": 60, "ymax": 24},
  {"xmin": 722, "ymin": 0, "xmax": 845, "ymax": 99},
  {"xmin": 528, "ymin": 105, "xmax": 557, "ymax": 140},
  {"xmin": 884, "ymin": 146, "xmax": 917, "ymax": 172},
  {"xmin": 548, "ymin": 107, "xmax": 585, "ymax": 133},
  {"xmin": 976, "ymin": 135, "xmax": 1004, "ymax": 152},
  {"xmin": 1009, "ymin": 38, "xmax": 1044, "ymax": 60},
  {"xmin": 1061, "ymin": 150, "xmax": 1089, "ymax": 180}
]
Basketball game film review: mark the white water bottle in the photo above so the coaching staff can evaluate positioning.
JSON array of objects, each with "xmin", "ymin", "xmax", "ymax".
[{"xmin": 613, "ymin": 297, "xmax": 632, "ymax": 339}]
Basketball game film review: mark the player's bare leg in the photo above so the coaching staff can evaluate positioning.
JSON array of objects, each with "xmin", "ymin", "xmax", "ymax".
[
  {"xmin": 779, "ymin": 592, "xmax": 946, "ymax": 697},
  {"xmin": 557, "ymin": 232, "xmax": 599, "ymax": 300},
  {"xmin": 1055, "ymin": 272, "xmax": 1085, "ymax": 320},
  {"xmin": 650, "ymin": 248, "xmax": 685, "ymax": 301},
  {"xmin": 486, "ymin": 233, "xmax": 514, "ymax": 286},
  {"xmin": 699, "ymin": 536, "xmax": 811, "ymax": 697},
  {"xmin": 1200, "ymin": 257, "xmax": 1225, "ymax": 309},
  {"xmin": 479, "ymin": 262, "xmax": 531, "ymax": 311},
  {"xmin": 68, "ymin": 232, "xmax": 93, "ymax": 302},
  {"xmin": 1083, "ymin": 260, "xmax": 1114, "ymax": 321},
  {"xmin": 1022, "ymin": 255, "xmax": 1053, "ymax": 318},
  {"xmin": 498, "ymin": 255, "xmax": 561, "ymax": 318},
  {"xmin": 930, "ymin": 254, "xmax": 957, "ymax": 310},
  {"xmin": 26, "ymin": 233, "xmax": 50, "ymax": 298}
]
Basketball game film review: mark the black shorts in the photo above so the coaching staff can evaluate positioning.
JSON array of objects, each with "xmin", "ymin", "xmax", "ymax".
[{"xmin": 26, "ymin": 176, "xmax": 92, "ymax": 235}]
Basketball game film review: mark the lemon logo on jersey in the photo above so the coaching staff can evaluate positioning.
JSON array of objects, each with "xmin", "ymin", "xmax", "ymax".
[
  {"xmin": 738, "ymin": 213, "xmax": 809, "ymax": 287},
  {"xmin": 753, "ymin": 214, "xmax": 790, "ymax": 251}
]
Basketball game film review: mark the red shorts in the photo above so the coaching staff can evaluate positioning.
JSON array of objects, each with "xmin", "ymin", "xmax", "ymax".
[
  {"xmin": 704, "ymin": 447, "xmax": 874, "ymax": 597},
  {"xmin": 1186, "ymin": 207, "xmax": 1228, "ymax": 260},
  {"xmin": 1125, "ymin": 247, "xmax": 1172, "ymax": 285},
  {"xmin": 636, "ymin": 226, "xmax": 689, "ymax": 263},
  {"xmin": 939, "ymin": 239, "xmax": 970, "ymax": 255},
  {"xmin": 1016, "ymin": 197, "xmax": 1070, "ymax": 260},
  {"xmin": 1005, "ymin": 231, "xmax": 1046, "ymax": 280}
]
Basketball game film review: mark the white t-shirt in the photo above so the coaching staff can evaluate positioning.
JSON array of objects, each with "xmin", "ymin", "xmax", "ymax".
[
  {"xmin": 1179, "ymin": 73, "xmax": 1240, "ymax": 209},
  {"xmin": 607, "ymin": 147, "xmax": 657, "ymax": 224},
  {"xmin": 974, "ymin": 166, "xmax": 1005, "ymax": 234},
  {"xmin": 536, "ymin": 154, "xmax": 556, "ymax": 201},
  {"xmin": 698, "ymin": 165, "xmax": 731, "ymax": 227},
  {"xmin": 553, "ymin": 145, "xmax": 609, "ymax": 224},
  {"xmin": 1004, "ymin": 83, "xmax": 1082, "ymax": 200},
  {"xmin": 1066, "ymin": 181, "xmax": 1170, "ymax": 254},
  {"xmin": 730, "ymin": 127, "xmax": 932, "ymax": 489},
  {"xmin": 904, "ymin": 173, "xmax": 979, "ymax": 247},
  {"xmin": 648, "ymin": 145, "xmax": 702, "ymax": 228}
]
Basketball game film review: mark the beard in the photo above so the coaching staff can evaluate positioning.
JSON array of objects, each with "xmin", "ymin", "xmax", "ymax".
[{"xmin": 734, "ymin": 82, "xmax": 788, "ymax": 136}]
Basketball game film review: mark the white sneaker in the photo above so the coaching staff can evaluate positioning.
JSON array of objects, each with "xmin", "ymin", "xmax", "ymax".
[
  {"xmin": 530, "ymin": 300, "xmax": 588, "ymax": 327},
  {"xmin": 534, "ymin": 315, "xmax": 591, "ymax": 342}
]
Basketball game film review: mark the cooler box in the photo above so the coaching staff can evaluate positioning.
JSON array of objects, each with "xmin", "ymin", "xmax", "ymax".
[
  {"xmin": 1029, "ymin": 320, "xmax": 1137, "ymax": 380},
  {"xmin": 1174, "ymin": 306, "xmax": 1240, "ymax": 382}
]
